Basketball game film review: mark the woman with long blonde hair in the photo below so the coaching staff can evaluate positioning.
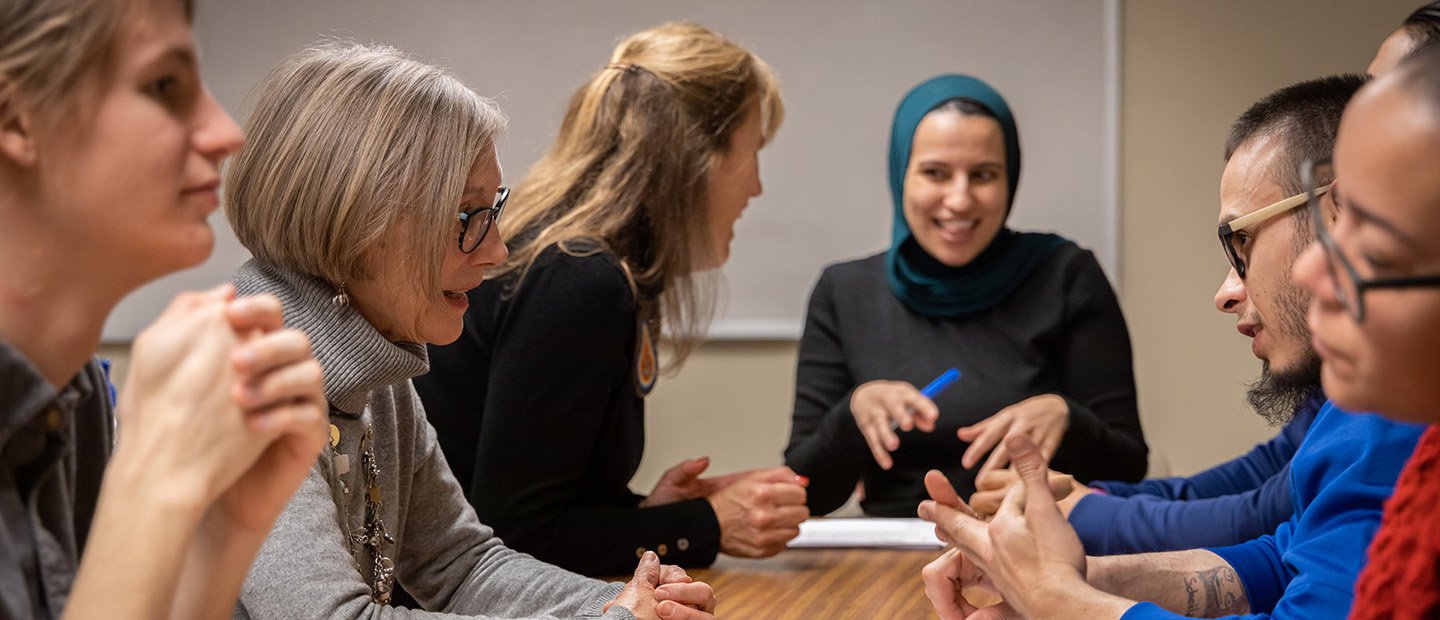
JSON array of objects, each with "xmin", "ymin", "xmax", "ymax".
[{"xmin": 416, "ymin": 21, "xmax": 810, "ymax": 577}]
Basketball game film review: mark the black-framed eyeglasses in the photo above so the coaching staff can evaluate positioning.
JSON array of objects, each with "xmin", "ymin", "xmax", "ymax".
[
  {"xmin": 457, "ymin": 186, "xmax": 508, "ymax": 253},
  {"xmin": 1305, "ymin": 158, "xmax": 1440, "ymax": 323},
  {"xmin": 1219, "ymin": 185, "xmax": 1328, "ymax": 279}
]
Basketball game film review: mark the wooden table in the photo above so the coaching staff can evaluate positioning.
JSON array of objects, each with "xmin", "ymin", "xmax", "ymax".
[{"xmin": 686, "ymin": 548, "xmax": 940, "ymax": 619}]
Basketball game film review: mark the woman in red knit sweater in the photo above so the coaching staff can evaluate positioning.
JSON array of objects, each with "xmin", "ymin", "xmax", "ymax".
[{"xmin": 1292, "ymin": 44, "xmax": 1440, "ymax": 620}]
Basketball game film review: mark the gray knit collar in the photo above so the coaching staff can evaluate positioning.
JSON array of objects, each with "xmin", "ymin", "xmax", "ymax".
[{"xmin": 233, "ymin": 260, "xmax": 429, "ymax": 415}]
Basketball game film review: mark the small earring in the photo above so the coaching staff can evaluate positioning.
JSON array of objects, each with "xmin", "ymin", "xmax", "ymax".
[{"xmin": 332, "ymin": 282, "xmax": 350, "ymax": 309}]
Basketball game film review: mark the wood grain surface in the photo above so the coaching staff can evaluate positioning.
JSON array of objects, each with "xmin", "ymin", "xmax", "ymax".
[{"xmin": 686, "ymin": 548, "xmax": 940, "ymax": 619}]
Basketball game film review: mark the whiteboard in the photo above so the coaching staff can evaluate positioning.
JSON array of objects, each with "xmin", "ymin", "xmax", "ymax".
[{"xmin": 104, "ymin": 0, "xmax": 1119, "ymax": 341}]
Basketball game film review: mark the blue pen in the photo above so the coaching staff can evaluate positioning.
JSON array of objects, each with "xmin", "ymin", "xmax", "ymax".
[
  {"xmin": 920, "ymin": 367, "xmax": 962, "ymax": 400},
  {"xmin": 893, "ymin": 368, "xmax": 961, "ymax": 431}
]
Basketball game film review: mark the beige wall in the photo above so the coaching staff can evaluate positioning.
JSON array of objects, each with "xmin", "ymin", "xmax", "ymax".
[
  {"xmin": 636, "ymin": 342, "xmax": 801, "ymax": 490},
  {"xmin": 97, "ymin": 1, "xmax": 1419, "ymax": 493},
  {"xmin": 1120, "ymin": 0, "xmax": 1413, "ymax": 475}
]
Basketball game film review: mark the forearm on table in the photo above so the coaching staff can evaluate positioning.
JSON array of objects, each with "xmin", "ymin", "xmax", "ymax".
[
  {"xmin": 65, "ymin": 453, "xmax": 208, "ymax": 619},
  {"xmin": 1091, "ymin": 476, "xmax": 1192, "ymax": 500},
  {"xmin": 1087, "ymin": 550, "xmax": 1248, "ymax": 617},
  {"xmin": 1025, "ymin": 581, "xmax": 1136, "ymax": 620}
]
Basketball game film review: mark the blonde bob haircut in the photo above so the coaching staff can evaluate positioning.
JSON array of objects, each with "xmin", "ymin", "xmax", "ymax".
[
  {"xmin": 496, "ymin": 21, "xmax": 783, "ymax": 370},
  {"xmin": 225, "ymin": 42, "xmax": 505, "ymax": 300},
  {"xmin": 0, "ymin": 0, "xmax": 193, "ymax": 121}
]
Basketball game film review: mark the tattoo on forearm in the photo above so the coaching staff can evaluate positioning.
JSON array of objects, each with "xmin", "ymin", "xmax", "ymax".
[{"xmin": 1183, "ymin": 566, "xmax": 1244, "ymax": 617}]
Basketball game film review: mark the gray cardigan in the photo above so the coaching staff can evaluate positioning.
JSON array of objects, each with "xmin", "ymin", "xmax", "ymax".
[{"xmin": 233, "ymin": 260, "xmax": 630, "ymax": 619}]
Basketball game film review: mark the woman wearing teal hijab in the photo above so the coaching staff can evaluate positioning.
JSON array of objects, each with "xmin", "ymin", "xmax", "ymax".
[{"xmin": 784, "ymin": 74, "xmax": 1147, "ymax": 516}]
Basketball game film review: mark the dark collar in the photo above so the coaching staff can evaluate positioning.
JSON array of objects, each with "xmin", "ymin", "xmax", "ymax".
[{"xmin": 0, "ymin": 339, "xmax": 95, "ymax": 446}]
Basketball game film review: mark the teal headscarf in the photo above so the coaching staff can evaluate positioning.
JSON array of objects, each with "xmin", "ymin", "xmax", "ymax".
[{"xmin": 885, "ymin": 74, "xmax": 1070, "ymax": 318}]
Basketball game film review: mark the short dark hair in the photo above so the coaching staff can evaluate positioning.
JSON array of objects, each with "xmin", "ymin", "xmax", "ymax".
[
  {"xmin": 1223, "ymin": 74, "xmax": 1367, "ymax": 197},
  {"xmin": 1404, "ymin": 2, "xmax": 1440, "ymax": 54}
]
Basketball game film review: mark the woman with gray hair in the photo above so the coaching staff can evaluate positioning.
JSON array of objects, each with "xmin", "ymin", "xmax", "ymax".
[{"xmin": 224, "ymin": 43, "xmax": 715, "ymax": 620}]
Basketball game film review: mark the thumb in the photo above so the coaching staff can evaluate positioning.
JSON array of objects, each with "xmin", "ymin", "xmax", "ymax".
[
  {"xmin": 660, "ymin": 457, "xmax": 705, "ymax": 484},
  {"xmin": 1007, "ymin": 435, "xmax": 1057, "ymax": 517},
  {"xmin": 633, "ymin": 551, "xmax": 661, "ymax": 588},
  {"xmin": 680, "ymin": 456, "xmax": 710, "ymax": 477},
  {"xmin": 923, "ymin": 469, "xmax": 964, "ymax": 509}
]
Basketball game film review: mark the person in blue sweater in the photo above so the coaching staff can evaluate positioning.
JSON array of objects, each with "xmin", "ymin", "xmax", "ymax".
[
  {"xmin": 967, "ymin": 6, "xmax": 1440, "ymax": 560},
  {"xmin": 1065, "ymin": 397, "xmax": 1319, "ymax": 556},
  {"xmin": 967, "ymin": 76, "xmax": 1360, "ymax": 556},
  {"xmin": 922, "ymin": 404, "xmax": 1421, "ymax": 619},
  {"xmin": 914, "ymin": 73, "xmax": 1427, "ymax": 619},
  {"xmin": 973, "ymin": 359, "xmax": 1321, "ymax": 556},
  {"xmin": 966, "ymin": 4, "xmax": 1440, "ymax": 562}
]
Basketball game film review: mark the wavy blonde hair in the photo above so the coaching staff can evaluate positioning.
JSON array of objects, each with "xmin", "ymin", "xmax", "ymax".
[
  {"xmin": 496, "ymin": 21, "xmax": 783, "ymax": 371},
  {"xmin": 225, "ymin": 43, "xmax": 505, "ymax": 301}
]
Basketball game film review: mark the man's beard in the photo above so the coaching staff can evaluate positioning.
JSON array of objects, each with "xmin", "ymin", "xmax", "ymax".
[
  {"xmin": 1248, "ymin": 354, "xmax": 1323, "ymax": 425},
  {"xmin": 1247, "ymin": 271, "xmax": 1323, "ymax": 425}
]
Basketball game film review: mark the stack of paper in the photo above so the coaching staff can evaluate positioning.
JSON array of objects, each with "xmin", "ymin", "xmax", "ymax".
[{"xmin": 788, "ymin": 518, "xmax": 945, "ymax": 549}]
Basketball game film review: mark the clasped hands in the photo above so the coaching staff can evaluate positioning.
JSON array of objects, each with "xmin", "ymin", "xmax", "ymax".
[
  {"xmin": 642, "ymin": 456, "xmax": 810, "ymax": 558},
  {"xmin": 115, "ymin": 284, "xmax": 328, "ymax": 531},
  {"xmin": 620, "ymin": 456, "xmax": 798, "ymax": 619},
  {"xmin": 605, "ymin": 551, "xmax": 717, "ymax": 620},
  {"xmin": 915, "ymin": 435, "xmax": 1090, "ymax": 620},
  {"xmin": 850, "ymin": 381, "xmax": 1070, "ymax": 474}
]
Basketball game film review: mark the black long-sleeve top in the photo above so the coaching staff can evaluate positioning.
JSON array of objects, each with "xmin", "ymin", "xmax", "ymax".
[
  {"xmin": 414, "ymin": 245, "xmax": 721, "ymax": 577},
  {"xmin": 784, "ymin": 245, "xmax": 1147, "ymax": 517}
]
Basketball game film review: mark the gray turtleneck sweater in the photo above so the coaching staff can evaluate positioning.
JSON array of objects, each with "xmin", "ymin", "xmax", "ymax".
[{"xmin": 232, "ymin": 260, "xmax": 629, "ymax": 619}]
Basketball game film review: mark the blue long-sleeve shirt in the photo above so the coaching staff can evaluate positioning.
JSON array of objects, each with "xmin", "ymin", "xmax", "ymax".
[
  {"xmin": 1070, "ymin": 396, "xmax": 1321, "ymax": 555},
  {"xmin": 1121, "ymin": 401, "xmax": 1423, "ymax": 619}
]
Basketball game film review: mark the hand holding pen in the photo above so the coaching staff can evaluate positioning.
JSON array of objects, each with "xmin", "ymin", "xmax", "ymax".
[{"xmin": 847, "ymin": 369, "xmax": 961, "ymax": 470}]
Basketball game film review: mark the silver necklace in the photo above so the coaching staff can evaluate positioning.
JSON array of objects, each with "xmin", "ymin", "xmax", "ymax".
[{"xmin": 333, "ymin": 424, "xmax": 396, "ymax": 604}]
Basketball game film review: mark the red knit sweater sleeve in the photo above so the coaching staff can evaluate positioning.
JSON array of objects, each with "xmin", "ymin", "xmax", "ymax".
[{"xmin": 1350, "ymin": 424, "xmax": 1440, "ymax": 620}]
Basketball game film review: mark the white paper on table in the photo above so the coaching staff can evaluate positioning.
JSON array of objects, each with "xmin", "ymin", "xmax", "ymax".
[{"xmin": 787, "ymin": 518, "xmax": 945, "ymax": 549}]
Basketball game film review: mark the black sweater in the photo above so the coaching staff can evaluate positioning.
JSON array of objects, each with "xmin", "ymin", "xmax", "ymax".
[
  {"xmin": 414, "ymin": 245, "xmax": 720, "ymax": 577},
  {"xmin": 784, "ymin": 246, "xmax": 1147, "ymax": 517}
]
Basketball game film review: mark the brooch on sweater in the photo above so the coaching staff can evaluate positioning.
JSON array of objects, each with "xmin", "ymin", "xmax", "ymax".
[{"xmin": 635, "ymin": 318, "xmax": 658, "ymax": 397}]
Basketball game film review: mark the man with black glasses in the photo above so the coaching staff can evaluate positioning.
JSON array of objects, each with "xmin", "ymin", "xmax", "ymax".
[
  {"xmin": 973, "ymin": 75, "xmax": 1352, "ymax": 558},
  {"xmin": 920, "ymin": 74, "xmax": 1426, "ymax": 619}
]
